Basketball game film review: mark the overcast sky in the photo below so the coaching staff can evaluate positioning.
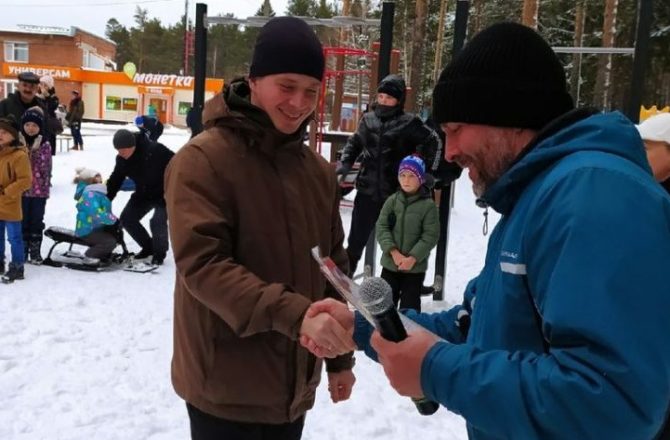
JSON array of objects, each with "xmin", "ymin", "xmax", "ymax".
[{"xmin": 0, "ymin": 0, "xmax": 291, "ymax": 40}]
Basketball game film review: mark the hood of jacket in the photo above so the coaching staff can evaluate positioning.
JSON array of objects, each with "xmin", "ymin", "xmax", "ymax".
[
  {"xmin": 481, "ymin": 109, "xmax": 650, "ymax": 215},
  {"xmin": 75, "ymin": 181, "xmax": 107, "ymax": 199}
]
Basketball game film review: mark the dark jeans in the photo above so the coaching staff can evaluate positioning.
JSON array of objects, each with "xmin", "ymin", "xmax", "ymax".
[
  {"xmin": 22, "ymin": 197, "xmax": 47, "ymax": 242},
  {"xmin": 0, "ymin": 221, "xmax": 24, "ymax": 265},
  {"xmin": 70, "ymin": 121, "xmax": 83, "ymax": 147},
  {"xmin": 381, "ymin": 268, "xmax": 425, "ymax": 312},
  {"xmin": 49, "ymin": 133, "xmax": 57, "ymax": 156},
  {"xmin": 346, "ymin": 192, "xmax": 384, "ymax": 274},
  {"xmin": 120, "ymin": 196, "xmax": 169, "ymax": 257},
  {"xmin": 186, "ymin": 403, "xmax": 305, "ymax": 440},
  {"xmin": 82, "ymin": 230, "xmax": 118, "ymax": 259}
]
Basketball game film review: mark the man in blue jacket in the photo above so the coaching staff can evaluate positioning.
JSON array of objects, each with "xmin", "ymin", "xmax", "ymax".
[{"xmin": 304, "ymin": 22, "xmax": 670, "ymax": 439}]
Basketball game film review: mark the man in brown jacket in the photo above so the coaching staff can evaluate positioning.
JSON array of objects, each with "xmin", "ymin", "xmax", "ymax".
[{"xmin": 164, "ymin": 17, "xmax": 356, "ymax": 440}]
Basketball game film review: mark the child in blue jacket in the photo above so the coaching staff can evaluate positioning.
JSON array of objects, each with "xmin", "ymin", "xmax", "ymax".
[{"xmin": 74, "ymin": 168, "xmax": 120, "ymax": 265}]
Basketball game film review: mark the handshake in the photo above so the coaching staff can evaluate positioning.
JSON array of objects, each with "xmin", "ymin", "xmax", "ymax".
[
  {"xmin": 299, "ymin": 298, "xmax": 356, "ymax": 358},
  {"xmin": 299, "ymin": 296, "xmax": 441, "ymax": 403}
]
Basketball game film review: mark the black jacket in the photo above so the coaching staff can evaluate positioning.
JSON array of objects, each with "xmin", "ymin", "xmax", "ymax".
[
  {"xmin": 0, "ymin": 92, "xmax": 45, "ymax": 125},
  {"xmin": 107, "ymin": 134, "xmax": 174, "ymax": 202},
  {"xmin": 340, "ymin": 109, "xmax": 439, "ymax": 201},
  {"xmin": 140, "ymin": 115, "xmax": 164, "ymax": 141}
]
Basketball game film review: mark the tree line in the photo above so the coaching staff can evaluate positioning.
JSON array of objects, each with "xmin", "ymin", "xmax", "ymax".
[{"xmin": 105, "ymin": 1, "xmax": 670, "ymax": 115}]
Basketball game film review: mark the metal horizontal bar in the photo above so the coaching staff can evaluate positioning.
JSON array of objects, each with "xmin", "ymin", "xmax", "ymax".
[
  {"xmin": 205, "ymin": 15, "xmax": 381, "ymax": 28},
  {"xmin": 552, "ymin": 46, "xmax": 635, "ymax": 54}
]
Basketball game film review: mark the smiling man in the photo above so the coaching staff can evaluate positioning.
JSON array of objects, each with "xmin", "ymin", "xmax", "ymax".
[
  {"xmin": 164, "ymin": 17, "xmax": 355, "ymax": 440},
  {"xmin": 0, "ymin": 72, "xmax": 44, "ymax": 126},
  {"xmin": 303, "ymin": 22, "xmax": 670, "ymax": 440}
]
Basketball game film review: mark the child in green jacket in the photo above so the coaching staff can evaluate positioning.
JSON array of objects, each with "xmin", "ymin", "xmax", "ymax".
[{"xmin": 375, "ymin": 155, "xmax": 440, "ymax": 311}]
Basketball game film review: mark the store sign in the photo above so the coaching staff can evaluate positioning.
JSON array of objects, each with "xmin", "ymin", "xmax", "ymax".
[
  {"xmin": 4, "ymin": 64, "xmax": 73, "ymax": 79},
  {"xmin": 133, "ymin": 73, "xmax": 194, "ymax": 88}
]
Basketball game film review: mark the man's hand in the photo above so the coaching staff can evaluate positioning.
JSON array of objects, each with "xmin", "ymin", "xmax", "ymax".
[
  {"xmin": 300, "ymin": 299, "xmax": 355, "ymax": 358},
  {"xmin": 390, "ymin": 249, "xmax": 405, "ymax": 267},
  {"xmin": 370, "ymin": 327, "xmax": 440, "ymax": 398},
  {"xmin": 398, "ymin": 255, "xmax": 417, "ymax": 271},
  {"xmin": 300, "ymin": 298, "xmax": 356, "ymax": 358},
  {"xmin": 327, "ymin": 369, "xmax": 356, "ymax": 403}
]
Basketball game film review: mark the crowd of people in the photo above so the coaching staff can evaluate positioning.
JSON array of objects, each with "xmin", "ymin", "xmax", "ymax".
[{"xmin": 0, "ymin": 70, "xmax": 175, "ymax": 280}]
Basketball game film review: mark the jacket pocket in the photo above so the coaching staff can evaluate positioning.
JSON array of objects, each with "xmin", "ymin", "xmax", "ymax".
[{"xmin": 202, "ymin": 332, "xmax": 289, "ymax": 407}]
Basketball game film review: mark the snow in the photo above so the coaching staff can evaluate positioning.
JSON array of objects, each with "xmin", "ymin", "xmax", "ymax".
[{"xmin": 0, "ymin": 123, "xmax": 500, "ymax": 439}]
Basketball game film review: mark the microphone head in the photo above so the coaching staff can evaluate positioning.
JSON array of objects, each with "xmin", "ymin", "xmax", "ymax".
[{"xmin": 359, "ymin": 277, "xmax": 393, "ymax": 315}]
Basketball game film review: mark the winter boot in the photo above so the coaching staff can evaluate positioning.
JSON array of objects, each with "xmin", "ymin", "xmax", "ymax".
[
  {"xmin": 151, "ymin": 253, "xmax": 165, "ymax": 266},
  {"xmin": 2, "ymin": 263, "xmax": 24, "ymax": 283},
  {"xmin": 28, "ymin": 237, "xmax": 43, "ymax": 265},
  {"xmin": 135, "ymin": 247, "xmax": 153, "ymax": 260}
]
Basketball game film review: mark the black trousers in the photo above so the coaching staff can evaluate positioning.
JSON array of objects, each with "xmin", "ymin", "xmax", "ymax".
[
  {"xmin": 186, "ymin": 403, "xmax": 305, "ymax": 440},
  {"xmin": 346, "ymin": 192, "xmax": 384, "ymax": 274},
  {"xmin": 381, "ymin": 268, "xmax": 425, "ymax": 312},
  {"xmin": 82, "ymin": 230, "xmax": 118, "ymax": 259},
  {"xmin": 120, "ymin": 196, "xmax": 169, "ymax": 258},
  {"xmin": 21, "ymin": 197, "xmax": 47, "ymax": 240}
]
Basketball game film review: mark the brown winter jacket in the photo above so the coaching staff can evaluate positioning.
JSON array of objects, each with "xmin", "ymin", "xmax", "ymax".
[
  {"xmin": 0, "ymin": 145, "xmax": 31, "ymax": 221},
  {"xmin": 164, "ymin": 80, "xmax": 353, "ymax": 424}
]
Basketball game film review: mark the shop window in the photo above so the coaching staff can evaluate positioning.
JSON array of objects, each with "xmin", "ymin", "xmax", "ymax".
[
  {"xmin": 106, "ymin": 96, "xmax": 122, "ymax": 111},
  {"xmin": 178, "ymin": 101, "xmax": 192, "ymax": 115},
  {"xmin": 4, "ymin": 42, "xmax": 28, "ymax": 63},
  {"xmin": 122, "ymin": 98, "xmax": 138, "ymax": 112}
]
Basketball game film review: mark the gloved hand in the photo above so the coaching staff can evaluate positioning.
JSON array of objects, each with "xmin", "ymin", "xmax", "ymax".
[
  {"xmin": 335, "ymin": 164, "xmax": 351, "ymax": 185},
  {"xmin": 335, "ymin": 164, "xmax": 351, "ymax": 176}
]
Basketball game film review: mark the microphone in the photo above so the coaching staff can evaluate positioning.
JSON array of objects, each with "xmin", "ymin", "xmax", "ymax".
[{"xmin": 359, "ymin": 277, "xmax": 440, "ymax": 416}]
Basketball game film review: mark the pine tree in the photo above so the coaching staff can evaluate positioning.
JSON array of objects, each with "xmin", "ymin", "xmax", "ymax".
[{"xmin": 286, "ymin": 0, "xmax": 318, "ymax": 16}]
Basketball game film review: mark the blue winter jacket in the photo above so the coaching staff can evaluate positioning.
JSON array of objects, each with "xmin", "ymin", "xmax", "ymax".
[
  {"xmin": 74, "ymin": 182, "xmax": 118, "ymax": 237},
  {"xmin": 354, "ymin": 110, "xmax": 670, "ymax": 439}
]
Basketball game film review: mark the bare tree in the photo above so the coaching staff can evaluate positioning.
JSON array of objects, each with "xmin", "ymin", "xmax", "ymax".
[
  {"xmin": 521, "ymin": 0, "xmax": 539, "ymax": 29},
  {"xmin": 570, "ymin": 0, "xmax": 587, "ymax": 105},
  {"xmin": 593, "ymin": 0, "xmax": 618, "ymax": 110},
  {"xmin": 409, "ymin": 0, "xmax": 428, "ymax": 112}
]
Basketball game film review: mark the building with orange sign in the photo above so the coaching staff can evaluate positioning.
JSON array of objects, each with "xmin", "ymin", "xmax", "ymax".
[{"xmin": 1, "ymin": 25, "xmax": 223, "ymax": 126}]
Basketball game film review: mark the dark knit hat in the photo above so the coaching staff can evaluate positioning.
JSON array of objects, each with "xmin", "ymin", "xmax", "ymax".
[
  {"xmin": 113, "ymin": 129, "xmax": 136, "ymax": 149},
  {"xmin": 399, "ymin": 155, "xmax": 426, "ymax": 184},
  {"xmin": 432, "ymin": 22, "xmax": 574, "ymax": 129},
  {"xmin": 377, "ymin": 74, "xmax": 406, "ymax": 103},
  {"xmin": 0, "ymin": 115, "xmax": 20, "ymax": 141},
  {"xmin": 21, "ymin": 106, "xmax": 44, "ymax": 132},
  {"xmin": 249, "ymin": 17, "xmax": 325, "ymax": 81}
]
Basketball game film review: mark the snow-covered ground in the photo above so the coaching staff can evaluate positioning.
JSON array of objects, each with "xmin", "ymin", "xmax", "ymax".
[{"xmin": 0, "ymin": 123, "xmax": 500, "ymax": 440}]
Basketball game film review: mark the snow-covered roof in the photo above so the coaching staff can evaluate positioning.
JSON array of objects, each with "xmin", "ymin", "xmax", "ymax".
[{"xmin": 0, "ymin": 24, "xmax": 116, "ymax": 46}]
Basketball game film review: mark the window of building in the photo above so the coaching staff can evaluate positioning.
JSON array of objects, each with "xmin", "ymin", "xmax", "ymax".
[
  {"xmin": 82, "ymin": 50, "xmax": 106, "ymax": 70},
  {"xmin": 1, "ymin": 80, "xmax": 18, "ymax": 99},
  {"xmin": 4, "ymin": 42, "xmax": 28, "ymax": 63},
  {"xmin": 122, "ymin": 98, "xmax": 137, "ymax": 112},
  {"xmin": 106, "ymin": 96, "xmax": 122, "ymax": 111},
  {"xmin": 178, "ymin": 101, "xmax": 192, "ymax": 115}
]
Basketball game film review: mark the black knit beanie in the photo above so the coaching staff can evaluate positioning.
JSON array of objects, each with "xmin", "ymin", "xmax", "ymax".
[
  {"xmin": 377, "ymin": 74, "xmax": 406, "ymax": 103},
  {"xmin": 249, "ymin": 17, "xmax": 325, "ymax": 81},
  {"xmin": 113, "ymin": 129, "xmax": 136, "ymax": 149},
  {"xmin": 21, "ymin": 107, "xmax": 44, "ymax": 132},
  {"xmin": 432, "ymin": 22, "xmax": 574, "ymax": 129}
]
